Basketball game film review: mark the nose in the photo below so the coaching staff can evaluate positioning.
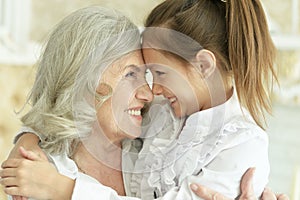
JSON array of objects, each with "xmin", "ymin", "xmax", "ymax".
[
  {"xmin": 135, "ymin": 84, "xmax": 154, "ymax": 103},
  {"xmin": 152, "ymin": 83, "xmax": 163, "ymax": 95}
]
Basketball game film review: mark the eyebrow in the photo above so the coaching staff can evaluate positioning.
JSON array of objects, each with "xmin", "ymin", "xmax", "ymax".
[{"xmin": 124, "ymin": 64, "xmax": 141, "ymax": 72}]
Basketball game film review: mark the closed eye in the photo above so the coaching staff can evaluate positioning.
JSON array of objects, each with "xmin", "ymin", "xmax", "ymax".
[
  {"xmin": 125, "ymin": 71, "xmax": 136, "ymax": 78},
  {"xmin": 155, "ymin": 71, "xmax": 166, "ymax": 76}
]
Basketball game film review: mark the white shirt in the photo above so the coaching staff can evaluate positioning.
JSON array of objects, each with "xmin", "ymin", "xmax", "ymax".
[
  {"xmin": 130, "ymin": 94, "xmax": 269, "ymax": 199},
  {"xmin": 13, "ymin": 94, "xmax": 269, "ymax": 200}
]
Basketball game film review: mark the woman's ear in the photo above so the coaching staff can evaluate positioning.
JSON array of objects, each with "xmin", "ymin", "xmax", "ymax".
[{"xmin": 195, "ymin": 49, "xmax": 216, "ymax": 78}]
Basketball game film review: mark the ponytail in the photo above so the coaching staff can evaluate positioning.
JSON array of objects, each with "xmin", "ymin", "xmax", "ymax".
[
  {"xmin": 146, "ymin": 0, "xmax": 277, "ymax": 129},
  {"xmin": 226, "ymin": 0, "xmax": 277, "ymax": 129}
]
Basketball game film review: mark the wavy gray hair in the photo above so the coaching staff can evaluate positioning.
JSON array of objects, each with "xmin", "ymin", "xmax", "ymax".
[{"xmin": 21, "ymin": 6, "xmax": 141, "ymax": 156}]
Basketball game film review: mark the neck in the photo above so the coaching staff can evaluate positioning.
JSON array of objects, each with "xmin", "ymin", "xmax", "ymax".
[
  {"xmin": 202, "ymin": 71, "xmax": 233, "ymax": 110},
  {"xmin": 73, "ymin": 142, "xmax": 122, "ymax": 169},
  {"xmin": 79, "ymin": 127, "xmax": 124, "ymax": 170},
  {"xmin": 72, "ymin": 143, "xmax": 125, "ymax": 196}
]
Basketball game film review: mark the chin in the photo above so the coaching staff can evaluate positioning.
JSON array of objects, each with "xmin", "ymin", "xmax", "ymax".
[
  {"xmin": 125, "ymin": 130, "xmax": 141, "ymax": 139},
  {"xmin": 174, "ymin": 109, "xmax": 184, "ymax": 118},
  {"xmin": 120, "ymin": 124, "xmax": 142, "ymax": 139}
]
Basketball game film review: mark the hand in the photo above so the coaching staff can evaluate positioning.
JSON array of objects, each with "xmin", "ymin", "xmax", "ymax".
[
  {"xmin": 0, "ymin": 147, "xmax": 74, "ymax": 200},
  {"xmin": 4, "ymin": 132, "xmax": 47, "ymax": 200},
  {"xmin": 190, "ymin": 168, "xmax": 289, "ymax": 200},
  {"xmin": 7, "ymin": 132, "xmax": 47, "ymax": 161},
  {"xmin": 261, "ymin": 188, "xmax": 289, "ymax": 200}
]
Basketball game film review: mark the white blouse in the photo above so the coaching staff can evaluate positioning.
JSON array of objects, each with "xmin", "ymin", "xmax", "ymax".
[
  {"xmin": 130, "ymin": 94, "xmax": 270, "ymax": 199},
  {"xmin": 13, "ymin": 93, "xmax": 270, "ymax": 200}
]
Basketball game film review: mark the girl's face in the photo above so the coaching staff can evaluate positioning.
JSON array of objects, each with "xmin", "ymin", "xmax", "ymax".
[
  {"xmin": 143, "ymin": 49, "xmax": 209, "ymax": 118},
  {"xmin": 96, "ymin": 50, "xmax": 153, "ymax": 142}
]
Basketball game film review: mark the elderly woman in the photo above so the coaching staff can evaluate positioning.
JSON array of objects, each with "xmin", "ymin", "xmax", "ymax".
[{"xmin": 1, "ymin": 6, "xmax": 154, "ymax": 199}]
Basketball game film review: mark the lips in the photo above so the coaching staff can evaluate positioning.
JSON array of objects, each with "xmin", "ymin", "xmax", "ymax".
[
  {"xmin": 125, "ymin": 106, "xmax": 143, "ymax": 121},
  {"xmin": 169, "ymin": 97, "xmax": 177, "ymax": 104},
  {"xmin": 126, "ymin": 109, "xmax": 141, "ymax": 116}
]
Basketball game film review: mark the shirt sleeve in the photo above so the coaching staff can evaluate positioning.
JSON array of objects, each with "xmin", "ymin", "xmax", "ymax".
[
  {"xmin": 13, "ymin": 126, "xmax": 41, "ymax": 144},
  {"xmin": 72, "ymin": 173, "xmax": 141, "ymax": 200}
]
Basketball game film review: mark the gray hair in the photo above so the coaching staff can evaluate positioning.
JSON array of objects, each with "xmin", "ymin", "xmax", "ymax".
[{"xmin": 21, "ymin": 6, "xmax": 141, "ymax": 155}]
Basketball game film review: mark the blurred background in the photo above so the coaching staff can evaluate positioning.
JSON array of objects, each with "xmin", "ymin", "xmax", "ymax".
[{"xmin": 0, "ymin": 0, "xmax": 299, "ymax": 199}]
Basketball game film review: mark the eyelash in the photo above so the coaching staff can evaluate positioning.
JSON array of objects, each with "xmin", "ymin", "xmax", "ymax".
[
  {"xmin": 155, "ymin": 71, "xmax": 166, "ymax": 76},
  {"xmin": 125, "ymin": 71, "xmax": 136, "ymax": 78}
]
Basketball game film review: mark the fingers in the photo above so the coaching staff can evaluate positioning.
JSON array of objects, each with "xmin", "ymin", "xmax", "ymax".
[
  {"xmin": 12, "ymin": 195, "xmax": 22, "ymax": 200},
  {"xmin": 2, "ymin": 181, "xmax": 29, "ymax": 199},
  {"xmin": 0, "ymin": 177, "xmax": 19, "ymax": 187},
  {"xmin": 261, "ymin": 188, "xmax": 277, "ymax": 200},
  {"xmin": 262, "ymin": 188, "xmax": 290, "ymax": 200},
  {"xmin": 276, "ymin": 193, "xmax": 289, "ymax": 200},
  {"xmin": 1, "ymin": 159, "xmax": 22, "ymax": 169},
  {"xmin": 19, "ymin": 146, "xmax": 41, "ymax": 161},
  {"xmin": 0, "ymin": 168, "xmax": 17, "ymax": 177},
  {"xmin": 4, "ymin": 187, "xmax": 23, "ymax": 197},
  {"xmin": 13, "ymin": 195, "xmax": 28, "ymax": 200},
  {"xmin": 190, "ymin": 183, "xmax": 231, "ymax": 200},
  {"xmin": 240, "ymin": 167, "xmax": 255, "ymax": 198}
]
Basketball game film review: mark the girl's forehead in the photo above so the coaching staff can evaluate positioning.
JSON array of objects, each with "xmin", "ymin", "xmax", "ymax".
[{"xmin": 143, "ymin": 49, "xmax": 179, "ymax": 65}]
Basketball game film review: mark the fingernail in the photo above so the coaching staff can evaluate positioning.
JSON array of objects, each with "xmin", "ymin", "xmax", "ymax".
[
  {"xmin": 190, "ymin": 183, "xmax": 198, "ymax": 191},
  {"xmin": 263, "ymin": 187, "xmax": 271, "ymax": 193}
]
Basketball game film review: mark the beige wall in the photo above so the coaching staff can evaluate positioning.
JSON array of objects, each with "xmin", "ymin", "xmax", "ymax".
[
  {"xmin": 1, "ymin": 0, "xmax": 300, "ymax": 199},
  {"xmin": 264, "ymin": 0, "xmax": 300, "ymax": 34},
  {"xmin": 0, "ymin": 65, "xmax": 34, "ymax": 199},
  {"xmin": 30, "ymin": 0, "xmax": 164, "ymax": 42}
]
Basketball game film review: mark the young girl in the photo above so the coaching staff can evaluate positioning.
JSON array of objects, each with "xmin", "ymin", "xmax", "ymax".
[
  {"xmin": 1, "ymin": 0, "xmax": 281, "ymax": 199},
  {"xmin": 129, "ymin": 0, "xmax": 277, "ymax": 199}
]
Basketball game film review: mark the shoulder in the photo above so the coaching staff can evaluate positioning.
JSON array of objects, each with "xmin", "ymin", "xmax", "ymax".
[
  {"xmin": 222, "ymin": 113, "xmax": 268, "ymax": 146},
  {"xmin": 207, "ymin": 119, "xmax": 269, "ymax": 172},
  {"xmin": 199, "ymin": 121, "xmax": 270, "ymax": 197}
]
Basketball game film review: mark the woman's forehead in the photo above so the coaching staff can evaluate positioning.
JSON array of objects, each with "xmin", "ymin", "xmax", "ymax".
[
  {"xmin": 102, "ymin": 51, "xmax": 146, "ymax": 77},
  {"xmin": 114, "ymin": 51, "xmax": 145, "ymax": 70}
]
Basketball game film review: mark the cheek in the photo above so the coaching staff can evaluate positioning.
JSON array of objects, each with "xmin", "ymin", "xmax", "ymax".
[
  {"xmin": 112, "ymin": 81, "xmax": 135, "ymax": 108},
  {"xmin": 172, "ymin": 82, "xmax": 202, "ymax": 116},
  {"xmin": 176, "ymin": 94, "xmax": 198, "ymax": 116},
  {"xmin": 110, "ymin": 81, "xmax": 142, "ymax": 137},
  {"xmin": 96, "ymin": 100, "xmax": 118, "ymax": 133}
]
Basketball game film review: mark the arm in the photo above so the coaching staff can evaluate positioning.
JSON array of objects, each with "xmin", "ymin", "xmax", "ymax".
[
  {"xmin": 1, "ymin": 151, "xmax": 287, "ymax": 200},
  {"xmin": 1, "ymin": 147, "xmax": 74, "ymax": 200},
  {"xmin": 4, "ymin": 131, "xmax": 48, "ymax": 200},
  {"xmin": 1, "ymin": 147, "xmax": 140, "ymax": 200},
  {"xmin": 1, "ymin": 132, "xmax": 279, "ymax": 200},
  {"xmin": 8, "ymin": 132, "xmax": 47, "ymax": 161},
  {"xmin": 190, "ymin": 168, "xmax": 289, "ymax": 200}
]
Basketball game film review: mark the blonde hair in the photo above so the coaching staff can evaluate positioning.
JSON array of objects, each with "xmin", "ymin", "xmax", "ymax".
[
  {"xmin": 21, "ymin": 6, "xmax": 140, "ymax": 155},
  {"xmin": 145, "ymin": 0, "xmax": 277, "ymax": 129}
]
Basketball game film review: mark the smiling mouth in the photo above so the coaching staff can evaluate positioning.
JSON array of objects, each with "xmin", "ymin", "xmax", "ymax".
[
  {"xmin": 169, "ymin": 97, "xmax": 177, "ymax": 104},
  {"xmin": 126, "ymin": 109, "xmax": 141, "ymax": 116}
]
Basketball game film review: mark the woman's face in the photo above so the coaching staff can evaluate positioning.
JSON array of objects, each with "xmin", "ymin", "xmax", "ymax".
[
  {"xmin": 143, "ymin": 49, "xmax": 208, "ymax": 118},
  {"xmin": 96, "ymin": 51, "xmax": 153, "ymax": 142}
]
